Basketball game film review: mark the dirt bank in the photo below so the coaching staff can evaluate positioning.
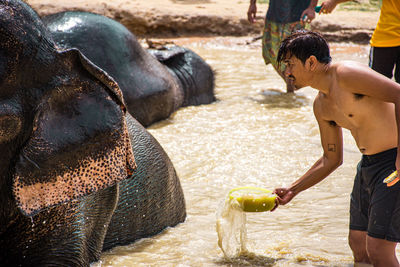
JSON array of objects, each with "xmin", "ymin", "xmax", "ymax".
[{"xmin": 26, "ymin": 0, "xmax": 380, "ymax": 44}]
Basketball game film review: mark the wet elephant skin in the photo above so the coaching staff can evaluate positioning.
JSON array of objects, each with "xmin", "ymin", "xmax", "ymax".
[
  {"xmin": 43, "ymin": 11, "xmax": 216, "ymax": 127},
  {"xmin": 103, "ymin": 115, "xmax": 186, "ymax": 250},
  {"xmin": 0, "ymin": 1, "xmax": 185, "ymax": 266}
]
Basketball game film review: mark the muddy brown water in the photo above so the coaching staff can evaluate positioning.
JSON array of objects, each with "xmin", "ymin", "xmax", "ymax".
[{"xmin": 92, "ymin": 37, "xmax": 399, "ymax": 266}]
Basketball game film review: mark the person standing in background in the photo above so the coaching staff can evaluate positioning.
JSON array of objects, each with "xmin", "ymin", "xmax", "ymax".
[
  {"xmin": 247, "ymin": 0, "xmax": 318, "ymax": 93},
  {"xmin": 321, "ymin": 0, "xmax": 400, "ymax": 83}
]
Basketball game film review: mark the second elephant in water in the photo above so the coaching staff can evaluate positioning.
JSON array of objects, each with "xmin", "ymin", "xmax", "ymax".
[{"xmin": 43, "ymin": 11, "xmax": 216, "ymax": 127}]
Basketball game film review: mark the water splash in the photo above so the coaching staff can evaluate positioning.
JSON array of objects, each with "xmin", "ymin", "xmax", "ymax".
[{"xmin": 216, "ymin": 197, "xmax": 248, "ymax": 258}]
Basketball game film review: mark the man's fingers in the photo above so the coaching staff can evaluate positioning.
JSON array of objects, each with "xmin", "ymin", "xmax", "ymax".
[{"xmin": 270, "ymin": 198, "xmax": 279, "ymax": 212}]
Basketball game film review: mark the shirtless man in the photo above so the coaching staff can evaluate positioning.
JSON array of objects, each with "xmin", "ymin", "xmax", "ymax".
[{"xmin": 273, "ymin": 30, "xmax": 400, "ymax": 267}]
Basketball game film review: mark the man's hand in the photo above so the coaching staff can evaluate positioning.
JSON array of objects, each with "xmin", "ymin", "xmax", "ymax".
[
  {"xmin": 320, "ymin": 0, "xmax": 339, "ymax": 13},
  {"xmin": 247, "ymin": 2, "xmax": 257, "ymax": 23},
  {"xmin": 320, "ymin": 0, "xmax": 352, "ymax": 13},
  {"xmin": 300, "ymin": 7, "xmax": 316, "ymax": 25},
  {"xmin": 272, "ymin": 187, "xmax": 297, "ymax": 210}
]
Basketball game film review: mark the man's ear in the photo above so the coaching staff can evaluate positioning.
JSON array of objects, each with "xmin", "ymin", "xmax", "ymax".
[{"xmin": 307, "ymin": 56, "xmax": 318, "ymax": 71}]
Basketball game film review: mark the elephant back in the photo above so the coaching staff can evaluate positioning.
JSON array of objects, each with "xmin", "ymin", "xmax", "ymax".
[{"xmin": 43, "ymin": 11, "xmax": 142, "ymax": 79}]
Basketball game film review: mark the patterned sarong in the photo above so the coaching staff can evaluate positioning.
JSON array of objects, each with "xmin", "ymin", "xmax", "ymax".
[{"xmin": 262, "ymin": 20, "xmax": 304, "ymax": 72}]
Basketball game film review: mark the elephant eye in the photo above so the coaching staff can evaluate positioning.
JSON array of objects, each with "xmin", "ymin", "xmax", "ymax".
[{"xmin": 0, "ymin": 115, "xmax": 22, "ymax": 143}]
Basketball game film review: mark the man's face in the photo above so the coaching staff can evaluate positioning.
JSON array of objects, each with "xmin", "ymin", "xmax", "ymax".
[{"xmin": 282, "ymin": 55, "xmax": 309, "ymax": 90}]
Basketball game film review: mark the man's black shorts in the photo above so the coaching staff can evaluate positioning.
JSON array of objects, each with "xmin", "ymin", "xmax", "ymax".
[
  {"xmin": 369, "ymin": 46, "xmax": 400, "ymax": 83},
  {"xmin": 350, "ymin": 148, "xmax": 400, "ymax": 242}
]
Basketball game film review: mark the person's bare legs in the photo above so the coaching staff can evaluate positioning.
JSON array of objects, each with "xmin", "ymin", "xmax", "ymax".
[
  {"xmin": 349, "ymin": 230, "xmax": 371, "ymax": 264},
  {"xmin": 284, "ymin": 75, "xmax": 295, "ymax": 93},
  {"xmin": 366, "ymin": 235, "xmax": 399, "ymax": 267},
  {"xmin": 349, "ymin": 229, "xmax": 399, "ymax": 267},
  {"xmin": 272, "ymin": 65, "xmax": 295, "ymax": 93}
]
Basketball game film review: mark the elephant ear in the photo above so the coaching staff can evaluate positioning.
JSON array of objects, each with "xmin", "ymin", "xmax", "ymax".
[
  {"xmin": 13, "ymin": 49, "xmax": 136, "ymax": 217},
  {"xmin": 76, "ymin": 49, "xmax": 127, "ymax": 112},
  {"xmin": 148, "ymin": 46, "xmax": 186, "ymax": 64}
]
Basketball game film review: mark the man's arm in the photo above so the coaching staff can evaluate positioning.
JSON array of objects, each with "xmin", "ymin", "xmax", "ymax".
[
  {"xmin": 274, "ymin": 96, "xmax": 343, "ymax": 206},
  {"xmin": 320, "ymin": 0, "xmax": 351, "ymax": 13},
  {"xmin": 247, "ymin": 0, "xmax": 257, "ymax": 23},
  {"xmin": 300, "ymin": 0, "xmax": 318, "ymax": 24}
]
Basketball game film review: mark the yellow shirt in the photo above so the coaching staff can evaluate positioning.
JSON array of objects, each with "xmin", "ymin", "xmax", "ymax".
[{"xmin": 370, "ymin": 0, "xmax": 400, "ymax": 47}]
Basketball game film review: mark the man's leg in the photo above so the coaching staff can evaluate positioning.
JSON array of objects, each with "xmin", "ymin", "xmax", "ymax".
[
  {"xmin": 394, "ymin": 46, "xmax": 400, "ymax": 84},
  {"xmin": 279, "ymin": 22, "xmax": 302, "ymax": 93},
  {"xmin": 366, "ymin": 236, "xmax": 399, "ymax": 267},
  {"xmin": 369, "ymin": 46, "xmax": 396, "ymax": 80},
  {"xmin": 262, "ymin": 21, "xmax": 299, "ymax": 93},
  {"xmin": 272, "ymin": 64, "xmax": 295, "ymax": 93},
  {"xmin": 284, "ymin": 76, "xmax": 295, "ymax": 93},
  {"xmin": 349, "ymin": 229, "xmax": 371, "ymax": 264}
]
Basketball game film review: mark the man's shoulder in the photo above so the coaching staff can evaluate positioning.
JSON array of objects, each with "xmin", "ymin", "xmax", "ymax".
[
  {"xmin": 334, "ymin": 61, "xmax": 370, "ymax": 77},
  {"xmin": 333, "ymin": 61, "xmax": 370, "ymax": 90},
  {"xmin": 313, "ymin": 92, "xmax": 327, "ymax": 116}
]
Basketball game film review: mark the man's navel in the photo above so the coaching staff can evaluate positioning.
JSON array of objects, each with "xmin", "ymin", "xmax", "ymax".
[{"xmin": 354, "ymin": 93, "xmax": 364, "ymax": 100}]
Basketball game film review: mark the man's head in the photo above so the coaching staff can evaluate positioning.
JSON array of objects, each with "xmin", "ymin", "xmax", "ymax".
[
  {"xmin": 277, "ymin": 30, "xmax": 331, "ymax": 66},
  {"xmin": 277, "ymin": 30, "xmax": 332, "ymax": 90}
]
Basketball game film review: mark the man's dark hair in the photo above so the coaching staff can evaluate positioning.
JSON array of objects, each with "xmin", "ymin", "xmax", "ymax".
[{"xmin": 277, "ymin": 30, "xmax": 332, "ymax": 66}]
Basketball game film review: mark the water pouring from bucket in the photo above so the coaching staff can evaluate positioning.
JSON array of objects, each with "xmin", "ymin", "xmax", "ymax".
[{"xmin": 216, "ymin": 186, "xmax": 277, "ymax": 258}]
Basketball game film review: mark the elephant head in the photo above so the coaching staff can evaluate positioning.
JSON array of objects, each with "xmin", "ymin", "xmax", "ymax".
[
  {"xmin": 0, "ymin": 2, "xmax": 186, "ymax": 265},
  {"xmin": 42, "ymin": 11, "xmax": 216, "ymax": 127},
  {"xmin": 0, "ymin": 0, "xmax": 135, "ymax": 218},
  {"xmin": 148, "ymin": 45, "xmax": 216, "ymax": 106}
]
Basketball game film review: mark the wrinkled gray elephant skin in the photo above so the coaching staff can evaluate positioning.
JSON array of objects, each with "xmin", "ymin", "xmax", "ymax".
[
  {"xmin": 43, "ymin": 11, "xmax": 216, "ymax": 127},
  {"xmin": 0, "ymin": 1, "xmax": 186, "ymax": 266}
]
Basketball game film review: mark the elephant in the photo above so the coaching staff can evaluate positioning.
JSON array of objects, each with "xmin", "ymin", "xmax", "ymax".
[
  {"xmin": 0, "ymin": 0, "xmax": 186, "ymax": 266},
  {"xmin": 42, "ymin": 11, "xmax": 216, "ymax": 127}
]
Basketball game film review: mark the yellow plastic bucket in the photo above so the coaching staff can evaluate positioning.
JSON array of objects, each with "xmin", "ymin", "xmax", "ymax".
[{"xmin": 228, "ymin": 186, "xmax": 277, "ymax": 212}]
